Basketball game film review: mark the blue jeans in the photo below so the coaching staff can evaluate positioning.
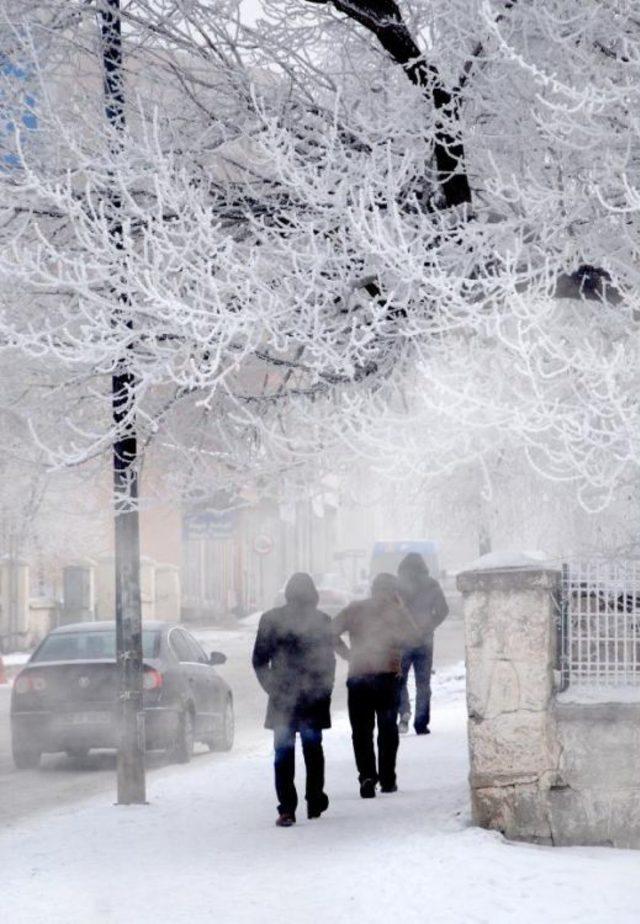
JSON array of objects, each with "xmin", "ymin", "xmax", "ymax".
[
  {"xmin": 399, "ymin": 643, "xmax": 433, "ymax": 731},
  {"xmin": 273, "ymin": 724, "xmax": 325, "ymax": 815}
]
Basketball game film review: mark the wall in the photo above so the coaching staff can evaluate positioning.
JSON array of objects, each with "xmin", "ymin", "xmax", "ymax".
[{"xmin": 458, "ymin": 560, "xmax": 640, "ymax": 849}]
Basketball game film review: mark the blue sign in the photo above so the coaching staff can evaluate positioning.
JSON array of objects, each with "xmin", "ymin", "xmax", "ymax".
[{"xmin": 183, "ymin": 508, "xmax": 237, "ymax": 541}]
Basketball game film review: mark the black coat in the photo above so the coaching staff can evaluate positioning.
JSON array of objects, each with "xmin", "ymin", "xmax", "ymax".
[
  {"xmin": 398, "ymin": 553, "xmax": 449, "ymax": 643},
  {"xmin": 252, "ymin": 574, "xmax": 336, "ymax": 731}
]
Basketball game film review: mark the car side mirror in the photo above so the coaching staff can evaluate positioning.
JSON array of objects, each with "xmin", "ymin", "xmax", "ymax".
[{"xmin": 209, "ymin": 651, "xmax": 227, "ymax": 666}]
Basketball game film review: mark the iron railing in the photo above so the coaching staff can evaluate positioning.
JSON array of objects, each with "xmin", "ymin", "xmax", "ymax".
[{"xmin": 560, "ymin": 561, "xmax": 640, "ymax": 688}]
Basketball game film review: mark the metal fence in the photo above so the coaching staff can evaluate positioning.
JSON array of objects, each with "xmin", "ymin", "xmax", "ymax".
[{"xmin": 560, "ymin": 561, "xmax": 640, "ymax": 688}]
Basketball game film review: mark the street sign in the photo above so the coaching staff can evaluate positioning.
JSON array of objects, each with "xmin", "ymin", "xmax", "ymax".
[
  {"xmin": 253, "ymin": 534, "xmax": 274, "ymax": 556},
  {"xmin": 183, "ymin": 509, "xmax": 236, "ymax": 541}
]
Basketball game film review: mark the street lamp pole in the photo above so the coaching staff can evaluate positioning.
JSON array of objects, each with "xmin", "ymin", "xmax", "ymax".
[{"xmin": 99, "ymin": 0, "xmax": 146, "ymax": 805}]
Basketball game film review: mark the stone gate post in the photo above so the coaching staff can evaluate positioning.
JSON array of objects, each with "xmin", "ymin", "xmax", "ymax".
[{"xmin": 457, "ymin": 560, "xmax": 562, "ymax": 843}]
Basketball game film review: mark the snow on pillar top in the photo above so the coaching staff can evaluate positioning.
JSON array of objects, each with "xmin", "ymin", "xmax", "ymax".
[{"xmin": 456, "ymin": 550, "xmax": 560, "ymax": 593}]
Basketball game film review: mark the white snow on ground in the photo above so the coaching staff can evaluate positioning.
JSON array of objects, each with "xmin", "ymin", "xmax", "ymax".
[
  {"xmin": 3, "ymin": 669, "xmax": 640, "ymax": 923},
  {"xmin": 2, "ymin": 651, "xmax": 30, "ymax": 666}
]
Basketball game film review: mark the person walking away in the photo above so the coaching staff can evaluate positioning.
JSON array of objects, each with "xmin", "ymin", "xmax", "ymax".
[
  {"xmin": 397, "ymin": 553, "xmax": 449, "ymax": 735},
  {"xmin": 332, "ymin": 573, "xmax": 417, "ymax": 799},
  {"xmin": 252, "ymin": 573, "xmax": 336, "ymax": 828}
]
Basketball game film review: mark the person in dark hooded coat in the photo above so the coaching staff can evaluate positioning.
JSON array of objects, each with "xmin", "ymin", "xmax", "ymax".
[
  {"xmin": 397, "ymin": 553, "xmax": 449, "ymax": 735},
  {"xmin": 252, "ymin": 573, "xmax": 336, "ymax": 827}
]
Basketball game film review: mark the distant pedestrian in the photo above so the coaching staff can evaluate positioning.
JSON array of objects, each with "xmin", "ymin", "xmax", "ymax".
[
  {"xmin": 252, "ymin": 573, "xmax": 336, "ymax": 828},
  {"xmin": 332, "ymin": 573, "xmax": 416, "ymax": 798},
  {"xmin": 397, "ymin": 553, "xmax": 449, "ymax": 735}
]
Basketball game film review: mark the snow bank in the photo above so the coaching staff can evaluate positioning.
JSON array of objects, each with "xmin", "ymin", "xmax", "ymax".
[
  {"xmin": 2, "ymin": 651, "xmax": 31, "ymax": 666},
  {"xmin": 235, "ymin": 610, "xmax": 264, "ymax": 630}
]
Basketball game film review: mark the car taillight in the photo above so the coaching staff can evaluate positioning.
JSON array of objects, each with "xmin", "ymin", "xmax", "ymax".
[
  {"xmin": 14, "ymin": 673, "xmax": 46, "ymax": 694},
  {"xmin": 143, "ymin": 669, "xmax": 163, "ymax": 691}
]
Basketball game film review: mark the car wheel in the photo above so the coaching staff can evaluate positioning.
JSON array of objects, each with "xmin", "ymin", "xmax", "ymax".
[
  {"xmin": 172, "ymin": 707, "xmax": 195, "ymax": 764},
  {"xmin": 12, "ymin": 737, "xmax": 42, "ymax": 770},
  {"xmin": 66, "ymin": 748, "xmax": 90, "ymax": 761},
  {"xmin": 209, "ymin": 697, "xmax": 234, "ymax": 752}
]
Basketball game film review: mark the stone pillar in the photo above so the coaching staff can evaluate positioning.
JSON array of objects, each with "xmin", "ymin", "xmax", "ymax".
[
  {"xmin": 0, "ymin": 558, "xmax": 29, "ymax": 650},
  {"xmin": 457, "ymin": 562, "xmax": 562, "ymax": 843},
  {"xmin": 155, "ymin": 564, "xmax": 181, "ymax": 623},
  {"xmin": 62, "ymin": 559, "xmax": 96, "ymax": 624}
]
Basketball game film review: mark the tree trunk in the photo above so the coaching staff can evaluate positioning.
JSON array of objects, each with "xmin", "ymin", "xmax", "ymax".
[{"xmin": 100, "ymin": 0, "xmax": 146, "ymax": 805}]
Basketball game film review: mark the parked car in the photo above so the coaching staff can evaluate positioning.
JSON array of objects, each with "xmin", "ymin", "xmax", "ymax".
[
  {"xmin": 10, "ymin": 621, "xmax": 234, "ymax": 770},
  {"xmin": 272, "ymin": 571, "xmax": 352, "ymax": 617}
]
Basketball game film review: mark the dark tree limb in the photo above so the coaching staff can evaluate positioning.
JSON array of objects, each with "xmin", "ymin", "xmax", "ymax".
[{"xmin": 307, "ymin": 0, "xmax": 471, "ymax": 208}]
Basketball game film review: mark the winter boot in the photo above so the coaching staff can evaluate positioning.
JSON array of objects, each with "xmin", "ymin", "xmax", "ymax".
[
  {"xmin": 414, "ymin": 726, "xmax": 430, "ymax": 735},
  {"xmin": 398, "ymin": 714, "xmax": 410, "ymax": 735},
  {"xmin": 275, "ymin": 813, "xmax": 296, "ymax": 827},
  {"xmin": 307, "ymin": 792, "xmax": 330, "ymax": 820},
  {"xmin": 380, "ymin": 782, "xmax": 398, "ymax": 793},
  {"xmin": 359, "ymin": 778, "xmax": 376, "ymax": 799}
]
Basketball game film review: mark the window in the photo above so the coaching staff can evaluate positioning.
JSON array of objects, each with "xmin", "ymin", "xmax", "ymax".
[
  {"xmin": 184, "ymin": 632, "xmax": 208, "ymax": 664},
  {"xmin": 33, "ymin": 630, "xmax": 159, "ymax": 663},
  {"xmin": 0, "ymin": 56, "xmax": 38, "ymax": 170},
  {"xmin": 169, "ymin": 629, "xmax": 195, "ymax": 663}
]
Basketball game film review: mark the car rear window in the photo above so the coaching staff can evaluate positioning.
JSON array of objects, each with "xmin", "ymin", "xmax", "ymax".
[{"xmin": 32, "ymin": 630, "xmax": 160, "ymax": 663}]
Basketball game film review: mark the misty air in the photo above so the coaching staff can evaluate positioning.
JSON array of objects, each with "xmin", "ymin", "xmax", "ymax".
[{"xmin": 1, "ymin": 2, "xmax": 640, "ymax": 923}]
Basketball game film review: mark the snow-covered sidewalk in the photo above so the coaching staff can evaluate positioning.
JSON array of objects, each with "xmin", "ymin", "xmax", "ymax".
[{"xmin": 3, "ymin": 668, "xmax": 639, "ymax": 924}]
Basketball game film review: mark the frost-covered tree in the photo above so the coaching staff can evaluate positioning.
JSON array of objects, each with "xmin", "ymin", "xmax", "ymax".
[
  {"xmin": 1, "ymin": 1, "xmax": 640, "ymax": 530},
  {"xmin": 2, "ymin": 1, "xmax": 639, "ymax": 507}
]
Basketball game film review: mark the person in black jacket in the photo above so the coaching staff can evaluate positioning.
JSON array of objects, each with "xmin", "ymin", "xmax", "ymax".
[
  {"xmin": 252, "ymin": 573, "xmax": 336, "ymax": 827},
  {"xmin": 397, "ymin": 553, "xmax": 449, "ymax": 735}
]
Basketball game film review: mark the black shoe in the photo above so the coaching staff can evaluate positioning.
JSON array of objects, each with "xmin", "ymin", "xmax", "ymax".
[
  {"xmin": 307, "ymin": 793, "xmax": 329, "ymax": 819},
  {"xmin": 380, "ymin": 783, "xmax": 398, "ymax": 793},
  {"xmin": 360, "ymin": 779, "xmax": 376, "ymax": 799},
  {"xmin": 415, "ymin": 726, "xmax": 430, "ymax": 736},
  {"xmin": 275, "ymin": 813, "xmax": 296, "ymax": 827}
]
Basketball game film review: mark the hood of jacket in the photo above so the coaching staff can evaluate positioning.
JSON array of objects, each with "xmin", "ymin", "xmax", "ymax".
[
  {"xmin": 284, "ymin": 572, "xmax": 319, "ymax": 608},
  {"xmin": 397, "ymin": 553, "xmax": 430, "ymax": 579},
  {"xmin": 371, "ymin": 572, "xmax": 400, "ymax": 603}
]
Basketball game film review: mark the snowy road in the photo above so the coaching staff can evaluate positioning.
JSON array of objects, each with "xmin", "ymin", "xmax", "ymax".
[
  {"xmin": 0, "ymin": 620, "xmax": 465, "ymax": 826},
  {"xmin": 4, "ymin": 649, "xmax": 640, "ymax": 924}
]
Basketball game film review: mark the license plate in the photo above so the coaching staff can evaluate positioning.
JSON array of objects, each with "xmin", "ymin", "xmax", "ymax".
[{"xmin": 61, "ymin": 712, "xmax": 111, "ymax": 726}]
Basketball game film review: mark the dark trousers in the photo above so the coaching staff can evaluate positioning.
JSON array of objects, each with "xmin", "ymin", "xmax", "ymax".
[
  {"xmin": 273, "ymin": 724, "xmax": 325, "ymax": 815},
  {"xmin": 347, "ymin": 673, "xmax": 400, "ymax": 788},
  {"xmin": 399, "ymin": 643, "xmax": 434, "ymax": 732}
]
